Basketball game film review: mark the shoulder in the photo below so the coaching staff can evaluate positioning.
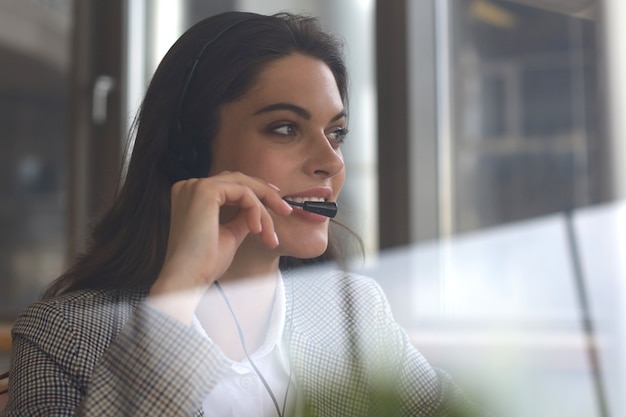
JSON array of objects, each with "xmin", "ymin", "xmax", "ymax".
[
  {"xmin": 283, "ymin": 265, "xmax": 391, "ymax": 335},
  {"xmin": 12, "ymin": 288, "xmax": 147, "ymax": 357},
  {"xmin": 15, "ymin": 288, "xmax": 146, "ymax": 327},
  {"xmin": 283, "ymin": 265, "xmax": 386, "ymax": 305}
]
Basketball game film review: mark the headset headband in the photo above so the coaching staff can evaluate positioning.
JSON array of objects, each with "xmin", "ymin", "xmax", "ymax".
[{"xmin": 176, "ymin": 12, "xmax": 263, "ymax": 138}]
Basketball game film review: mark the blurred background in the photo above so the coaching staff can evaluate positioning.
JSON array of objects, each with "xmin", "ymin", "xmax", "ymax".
[{"xmin": 1, "ymin": 0, "xmax": 624, "ymax": 416}]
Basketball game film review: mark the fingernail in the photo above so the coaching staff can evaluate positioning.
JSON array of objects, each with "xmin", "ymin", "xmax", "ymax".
[
  {"xmin": 268, "ymin": 183, "xmax": 280, "ymax": 192},
  {"xmin": 273, "ymin": 232, "xmax": 280, "ymax": 246}
]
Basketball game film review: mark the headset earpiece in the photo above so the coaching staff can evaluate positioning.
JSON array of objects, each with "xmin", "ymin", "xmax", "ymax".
[
  {"xmin": 161, "ymin": 135, "xmax": 196, "ymax": 183},
  {"xmin": 162, "ymin": 129, "xmax": 215, "ymax": 183}
]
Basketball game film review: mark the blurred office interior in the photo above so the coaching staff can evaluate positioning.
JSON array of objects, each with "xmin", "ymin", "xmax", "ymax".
[{"xmin": 0, "ymin": 0, "xmax": 624, "ymax": 416}]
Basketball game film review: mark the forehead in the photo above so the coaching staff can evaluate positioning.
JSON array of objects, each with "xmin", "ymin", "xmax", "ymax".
[{"xmin": 241, "ymin": 53, "xmax": 344, "ymax": 110}]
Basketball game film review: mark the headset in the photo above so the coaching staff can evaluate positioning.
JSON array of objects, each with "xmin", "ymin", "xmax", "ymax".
[{"xmin": 161, "ymin": 12, "xmax": 263, "ymax": 183}]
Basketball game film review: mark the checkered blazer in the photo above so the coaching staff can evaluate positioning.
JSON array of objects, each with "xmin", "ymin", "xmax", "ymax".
[{"xmin": 2, "ymin": 268, "xmax": 484, "ymax": 416}]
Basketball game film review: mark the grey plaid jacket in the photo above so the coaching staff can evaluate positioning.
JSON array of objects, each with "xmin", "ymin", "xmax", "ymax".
[{"xmin": 2, "ymin": 269, "xmax": 483, "ymax": 416}]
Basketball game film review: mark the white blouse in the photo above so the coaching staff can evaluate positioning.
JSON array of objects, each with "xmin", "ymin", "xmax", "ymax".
[{"xmin": 192, "ymin": 275, "xmax": 295, "ymax": 417}]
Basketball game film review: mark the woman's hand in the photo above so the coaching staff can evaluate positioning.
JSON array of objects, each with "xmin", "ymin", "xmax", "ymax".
[{"xmin": 147, "ymin": 171, "xmax": 292, "ymax": 323}]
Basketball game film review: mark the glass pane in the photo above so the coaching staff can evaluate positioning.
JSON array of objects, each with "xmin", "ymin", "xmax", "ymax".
[
  {"xmin": 0, "ymin": 0, "xmax": 73, "ymax": 317},
  {"xmin": 451, "ymin": 0, "xmax": 600, "ymax": 233}
]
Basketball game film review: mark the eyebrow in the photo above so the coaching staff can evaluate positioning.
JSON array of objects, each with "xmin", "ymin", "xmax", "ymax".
[{"xmin": 253, "ymin": 102, "xmax": 346, "ymax": 123}]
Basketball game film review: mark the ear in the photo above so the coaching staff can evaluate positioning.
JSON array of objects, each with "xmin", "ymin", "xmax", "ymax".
[
  {"xmin": 160, "ymin": 133, "xmax": 212, "ymax": 183},
  {"xmin": 160, "ymin": 134, "xmax": 196, "ymax": 183}
]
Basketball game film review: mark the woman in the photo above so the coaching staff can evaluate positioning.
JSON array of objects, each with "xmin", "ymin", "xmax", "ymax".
[{"xmin": 2, "ymin": 11, "xmax": 483, "ymax": 417}]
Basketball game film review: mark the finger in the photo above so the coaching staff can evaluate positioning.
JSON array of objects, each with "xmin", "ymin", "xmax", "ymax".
[
  {"xmin": 249, "ymin": 199, "xmax": 279, "ymax": 248},
  {"xmin": 259, "ymin": 213, "xmax": 279, "ymax": 248},
  {"xmin": 251, "ymin": 180, "xmax": 293, "ymax": 217},
  {"xmin": 215, "ymin": 172, "xmax": 293, "ymax": 217},
  {"xmin": 234, "ymin": 186, "xmax": 283, "ymax": 248},
  {"xmin": 263, "ymin": 191, "xmax": 293, "ymax": 217},
  {"xmin": 217, "ymin": 187, "xmax": 276, "ymax": 247},
  {"xmin": 221, "ymin": 210, "xmax": 255, "ymax": 249},
  {"xmin": 221, "ymin": 205, "xmax": 277, "ymax": 249},
  {"xmin": 218, "ymin": 185, "xmax": 280, "ymax": 249}
]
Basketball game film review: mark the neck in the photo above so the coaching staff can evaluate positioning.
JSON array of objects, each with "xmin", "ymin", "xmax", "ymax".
[
  {"xmin": 197, "ymin": 237, "xmax": 283, "ymax": 360},
  {"xmin": 219, "ymin": 234, "xmax": 282, "ymax": 283},
  {"xmin": 198, "ymin": 277, "xmax": 279, "ymax": 361}
]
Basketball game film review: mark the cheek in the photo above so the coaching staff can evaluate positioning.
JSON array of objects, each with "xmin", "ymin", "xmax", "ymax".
[
  {"xmin": 210, "ymin": 148, "xmax": 257, "ymax": 176},
  {"xmin": 207, "ymin": 139, "xmax": 233, "ymax": 175},
  {"xmin": 334, "ymin": 170, "xmax": 346, "ymax": 195},
  {"xmin": 241, "ymin": 150, "xmax": 293, "ymax": 180}
]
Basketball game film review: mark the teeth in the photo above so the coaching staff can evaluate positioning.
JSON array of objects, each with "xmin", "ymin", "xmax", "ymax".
[{"xmin": 285, "ymin": 196, "xmax": 326, "ymax": 203}]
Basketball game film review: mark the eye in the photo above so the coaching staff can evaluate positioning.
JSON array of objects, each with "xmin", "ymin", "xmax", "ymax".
[
  {"xmin": 271, "ymin": 123, "xmax": 297, "ymax": 136},
  {"xmin": 327, "ymin": 127, "xmax": 349, "ymax": 146}
]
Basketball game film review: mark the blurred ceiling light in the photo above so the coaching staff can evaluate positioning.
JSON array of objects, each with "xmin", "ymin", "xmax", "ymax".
[{"xmin": 470, "ymin": 0, "xmax": 517, "ymax": 29}]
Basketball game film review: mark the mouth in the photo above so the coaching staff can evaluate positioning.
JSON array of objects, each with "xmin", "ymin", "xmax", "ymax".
[{"xmin": 282, "ymin": 196, "xmax": 327, "ymax": 204}]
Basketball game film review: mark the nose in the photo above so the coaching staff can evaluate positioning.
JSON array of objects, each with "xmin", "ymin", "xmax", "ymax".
[{"xmin": 303, "ymin": 133, "xmax": 345, "ymax": 178}]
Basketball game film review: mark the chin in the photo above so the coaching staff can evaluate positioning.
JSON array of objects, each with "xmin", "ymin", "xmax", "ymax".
[{"xmin": 279, "ymin": 238, "xmax": 328, "ymax": 260}]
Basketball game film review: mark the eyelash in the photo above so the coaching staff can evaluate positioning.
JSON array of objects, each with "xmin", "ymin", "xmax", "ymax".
[
  {"xmin": 270, "ymin": 123, "xmax": 349, "ymax": 146},
  {"xmin": 328, "ymin": 127, "xmax": 349, "ymax": 145}
]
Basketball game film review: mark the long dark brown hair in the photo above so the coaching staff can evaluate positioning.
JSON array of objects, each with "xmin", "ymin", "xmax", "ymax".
[{"xmin": 44, "ymin": 11, "xmax": 352, "ymax": 298}]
